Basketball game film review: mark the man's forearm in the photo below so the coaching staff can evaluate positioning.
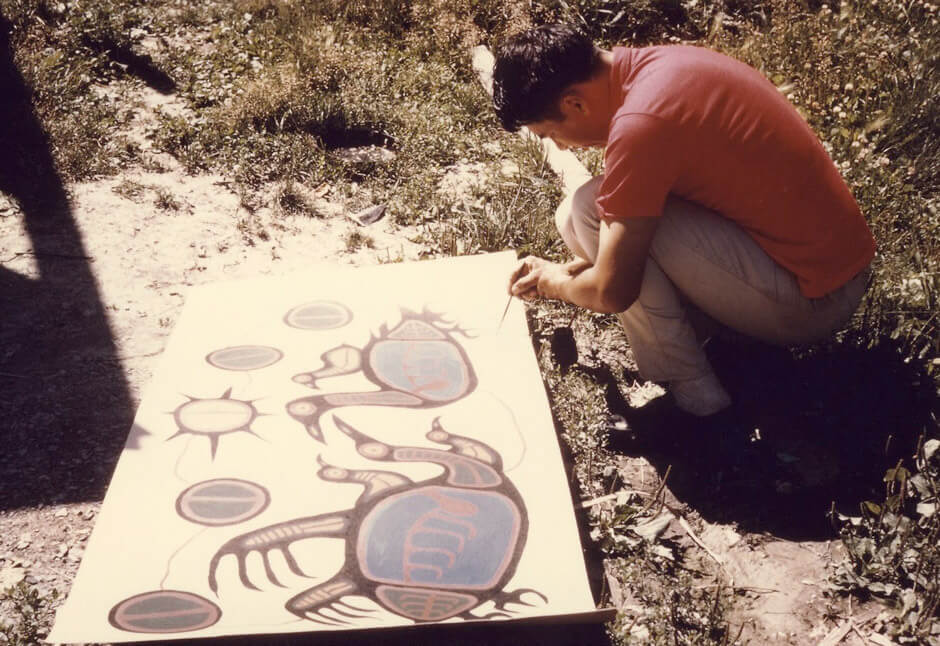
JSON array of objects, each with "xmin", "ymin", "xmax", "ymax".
[
  {"xmin": 552, "ymin": 265, "xmax": 635, "ymax": 314},
  {"xmin": 563, "ymin": 257, "xmax": 592, "ymax": 276}
]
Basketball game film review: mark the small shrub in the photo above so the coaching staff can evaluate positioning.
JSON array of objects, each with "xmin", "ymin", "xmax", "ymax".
[
  {"xmin": 0, "ymin": 581, "xmax": 59, "ymax": 646},
  {"xmin": 153, "ymin": 186, "xmax": 180, "ymax": 211},
  {"xmin": 343, "ymin": 228, "xmax": 374, "ymax": 252},
  {"xmin": 830, "ymin": 437, "xmax": 940, "ymax": 641}
]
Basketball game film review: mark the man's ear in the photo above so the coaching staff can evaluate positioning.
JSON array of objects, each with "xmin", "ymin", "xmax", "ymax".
[{"xmin": 560, "ymin": 92, "xmax": 590, "ymax": 117}]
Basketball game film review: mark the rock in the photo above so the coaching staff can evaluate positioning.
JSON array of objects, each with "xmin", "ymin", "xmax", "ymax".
[
  {"xmin": 334, "ymin": 146, "xmax": 395, "ymax": 165},
  {"xmin": 0, "ymin": 565, "xmax": 26, "ymax": 589},
  {"xmin": 67, "ymin": 547, "xmax": 85, "ymax": 563},
  {"xmin": 54, "ymin": 508, "xmax": 69, "ymax": 518},
  {"xmin": 349, "ymin": 204, "xmax": 387, "ymax": 226},
  {"xmin": 634, "ymin": 511, "xmax": 674, "ymax": 542}
]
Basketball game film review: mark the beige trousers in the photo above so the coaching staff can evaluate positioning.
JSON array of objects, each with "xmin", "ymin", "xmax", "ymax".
[{"xmin": 556, "ymin": 177, "xmax": 870, "ymax": 411}]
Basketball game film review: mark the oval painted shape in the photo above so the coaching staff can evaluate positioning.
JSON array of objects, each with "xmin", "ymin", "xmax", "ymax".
[
  {"xmin": 175, "ymin": 398, "xmax": 255, "ymax": 434},
  {"xmin": 176, "ymin": 478, "xmax": 270, "ymax": 526},
  {"xmin": 284, "ymin": 301, "xmax": 353, "ymax": 330},
  {"xmin": 206, "ymin": 345, "xmax": 283, "ymax": 371},
  {"xmin": 109, "ymin": 590, "xmax": 221, "ymax": 634}
]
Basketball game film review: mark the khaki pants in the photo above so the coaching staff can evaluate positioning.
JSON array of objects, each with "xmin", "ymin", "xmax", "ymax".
[{"xmin": 556, "ymin": 177, "xmax": 870, "ymax": 412}]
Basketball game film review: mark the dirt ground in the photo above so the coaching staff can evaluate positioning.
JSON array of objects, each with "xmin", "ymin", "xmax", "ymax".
[{"xmin": 1, "ymin": 78, "xmax": 933, "ymax": 646}]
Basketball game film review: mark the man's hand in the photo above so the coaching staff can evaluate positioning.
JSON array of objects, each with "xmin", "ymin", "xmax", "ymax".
[
  {"xmin": 508, "ymin": 257, "xmax": 589, "ymax": 301},
  {"xmin": 506, "ymin": 216, "xmax": 659, "ymax": 313}
]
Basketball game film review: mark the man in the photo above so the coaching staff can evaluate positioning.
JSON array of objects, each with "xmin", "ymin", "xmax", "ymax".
[{"xmin": 493, "ymin": 24, "xmax": 875, "ymax": 421}]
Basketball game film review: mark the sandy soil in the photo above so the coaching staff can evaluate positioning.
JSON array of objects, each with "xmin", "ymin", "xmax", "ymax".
[{"xmin": 0, "ymin": 79, "xmax": 905, "ymax": 646}]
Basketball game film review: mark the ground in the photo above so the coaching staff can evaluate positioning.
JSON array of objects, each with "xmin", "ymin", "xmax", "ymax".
[{"xmin": 0, "ymin": 72, "xmax": 934, "ymax": 646}]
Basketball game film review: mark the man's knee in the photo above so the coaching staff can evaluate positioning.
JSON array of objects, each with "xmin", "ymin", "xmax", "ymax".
[{"xmin": 555, "ymin": 176, "xmax": 603, "ymax": 261}]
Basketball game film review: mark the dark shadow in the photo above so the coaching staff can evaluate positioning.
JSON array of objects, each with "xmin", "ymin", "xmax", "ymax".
[
  {"xmin": 165, "ymin": 616, "xmax": 611, "ymax": 646},
  {"xmin": 82, "ymin": 34, "xmax": 176, "ymax": 94},
  {"xmin": 0, "ymin": 13, "xmax": 136, "ymax": 510},
  {"xmin": 314, "ymin": 126, "xmax": 395, "ymax": 151},
  {"xmin": 604, "ymin": 336, "xmax": 938, "ymax": 541}
]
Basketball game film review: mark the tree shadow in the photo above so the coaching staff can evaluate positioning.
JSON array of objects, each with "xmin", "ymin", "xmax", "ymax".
[
  {"xmin": 610, "ymin": 337, "xmax": 938, "ymax": 541},
  {"xmin": 0, "ymin": 14, "xmax": 136, "ymax": 510}
]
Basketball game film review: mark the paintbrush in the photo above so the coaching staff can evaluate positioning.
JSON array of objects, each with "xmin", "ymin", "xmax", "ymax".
[{"xmin": 496, "ymin": 293, "xmax": 513, "ymax": 332}]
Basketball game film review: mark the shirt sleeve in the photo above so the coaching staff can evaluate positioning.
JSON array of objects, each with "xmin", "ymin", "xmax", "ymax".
[{"xmin": 596, "ymin": 113, "xmax": 681, "ymax": 221}]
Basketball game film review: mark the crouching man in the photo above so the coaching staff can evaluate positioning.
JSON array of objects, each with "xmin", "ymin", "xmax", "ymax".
[{"xmin": 494, "ymin": 24, "xmax": 875, "ymax": 421}]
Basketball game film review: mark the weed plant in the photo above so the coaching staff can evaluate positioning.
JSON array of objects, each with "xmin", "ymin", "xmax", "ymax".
[{"xmin": 0, "ymin": 582, "xmax": 57, "ymax": 646}]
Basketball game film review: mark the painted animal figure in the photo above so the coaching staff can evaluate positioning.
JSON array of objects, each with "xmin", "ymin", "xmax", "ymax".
[
  {"xmin": 208, "ymin": 417, "xmax": 543, "ymax": 624},
  {"xmin": 286, "ymin": 310, "xmax": 477, "ymax": 441}
]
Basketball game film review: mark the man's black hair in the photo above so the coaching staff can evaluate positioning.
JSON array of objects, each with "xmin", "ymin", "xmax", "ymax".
[{"xmin": 492, "ymin": 24, "xmax": 599, "ymax": 132}]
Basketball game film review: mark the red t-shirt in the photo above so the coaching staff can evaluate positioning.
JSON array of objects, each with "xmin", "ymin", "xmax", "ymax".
[{"xmin": 596, "ymin": 45, "xmax": 875, "ymax": 298}]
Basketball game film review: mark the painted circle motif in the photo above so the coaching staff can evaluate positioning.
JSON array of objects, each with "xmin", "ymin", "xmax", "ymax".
[
  {"xmin": 109, "ymin": 590, "xmax": 221, "ymax": 634},
  {"xmin": 176, "ymin": 478, "xmax": 270, "ymax": 526},
  {"xmin": 284, "ymin": 301, "xmax": 353, "ymax": 330},
  {"xmin": 176, "ymin": 399, "xmax": 255, "ymax": 434},
  {"xmin": 206, "ymin": 346, "xmax": 283, "ymax": 371}
]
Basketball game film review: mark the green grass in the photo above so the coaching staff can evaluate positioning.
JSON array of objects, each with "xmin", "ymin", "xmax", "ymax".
[{"xmin": 1, "ymin": 0, "xmax": 938, "ymax": 642}]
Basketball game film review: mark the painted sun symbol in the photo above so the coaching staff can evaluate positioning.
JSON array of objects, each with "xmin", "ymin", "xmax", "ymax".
[{"xmin": 168, "ymin": 388, "xmax": 264, "ymax": 459}]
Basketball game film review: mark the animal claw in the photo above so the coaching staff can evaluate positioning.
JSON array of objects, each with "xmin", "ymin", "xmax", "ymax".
[
  {"xmin": 237, "ymin": 555, "xmax": 260, "ymax": 591},
  {"xmin": 307, "ymin": 610, "xmax": 349, "ymax": 626},
  {"xmin": 280, "ymin": 546, "xmax": 309, "ymax": 578},
  {"xmin": 477, "ymin": 611, "xmax": 511, "ymax": 620},
  {"xmin": 335, "ymin": 600, "xmax": 374, "ymax": 613},
  {"xmin": 261, "ymin": 551, "xmax": 285, "ymax": 588}
]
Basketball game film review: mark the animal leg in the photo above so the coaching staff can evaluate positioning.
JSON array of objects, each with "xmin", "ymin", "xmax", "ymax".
[
  {"xmin": 286, "ymin": 574, "xmax": 374, "ymax": 625},
  {"xmin": 208, "ymin": 512, "xmax": 349, "ymax": 592}
]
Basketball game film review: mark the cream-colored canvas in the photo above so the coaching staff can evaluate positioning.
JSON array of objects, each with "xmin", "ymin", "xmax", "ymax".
[{"xmin": 48, "ymin": 252, "xmax": 599, "ymax": 643}]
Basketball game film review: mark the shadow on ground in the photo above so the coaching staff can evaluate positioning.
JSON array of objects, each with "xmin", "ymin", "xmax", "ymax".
[
  {"xmin": 165, "ymin": 618, "xmax": 610, "ymax": 646},
  {"xmin": 0, "ymin": 14, "xmax": 136, "ymax": 510},
  {"xmin": 605, "ymin": 336, "xmax": 938, "ymax": 541}
]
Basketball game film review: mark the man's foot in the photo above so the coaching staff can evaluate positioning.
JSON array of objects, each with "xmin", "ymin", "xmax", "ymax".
[
  {"xmin": 605, "ymin": 394, "xmax": 700, "ymax": 455},
  {"xmin": 606, "ymin": 395, "xmax": 768, "ymax": 475},
  {"xmin": 669, "ymin": 372, "xmax": 732, "ymax": 417}
]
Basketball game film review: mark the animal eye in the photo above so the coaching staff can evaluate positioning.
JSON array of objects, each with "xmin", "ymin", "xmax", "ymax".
[
  {"xmin": 288, "ymin": 401, "xmax": 315, "ymax": 416},
  {"xmin": 360, "ymin": 442, "xmax": 389, "ymax": 458}
]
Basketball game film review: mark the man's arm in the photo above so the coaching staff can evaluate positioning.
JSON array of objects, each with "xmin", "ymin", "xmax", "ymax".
[{"xmin": 509, "ymin": 215, "xmax": 659, "ymax": 313}]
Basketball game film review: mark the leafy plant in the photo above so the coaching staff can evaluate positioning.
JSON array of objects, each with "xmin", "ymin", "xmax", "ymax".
[
  {"xmin": 0, "ymin": 582, "xmax": 58, "ymax": 646},
  {"xmin": 830, "ymin": 437, "xmax": 940, "ymax": 642}
]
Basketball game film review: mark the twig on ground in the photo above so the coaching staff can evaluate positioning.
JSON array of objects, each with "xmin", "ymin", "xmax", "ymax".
[
  {"xmin": 639, "ymin": 464, "xmax": 671, "ymax": 516},
  {"xmin": 677, "ymin": 515, "xmax": 734, "ymax": 587},
  {"xmin": 818, "ymin": 621, "xmax": 854, "ymax": 646},
  {"xmin": 580, "ymin": 489, "xmax": 654, "ymax": 508}
]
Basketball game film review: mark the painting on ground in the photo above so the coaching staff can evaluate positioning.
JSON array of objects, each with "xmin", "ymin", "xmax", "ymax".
[{"xmin": 48, "ymin": 251, "xmax": 600, "ymax": 643}]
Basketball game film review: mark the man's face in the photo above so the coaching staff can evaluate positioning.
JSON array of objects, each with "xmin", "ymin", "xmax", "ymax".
[{"xmin": 526, "ymin": 114, "xmax": 606, "ymax": 151}]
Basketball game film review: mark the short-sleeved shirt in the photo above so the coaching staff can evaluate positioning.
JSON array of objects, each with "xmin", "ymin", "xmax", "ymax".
[{"xmin": 596, "ymin": 45, "xmax": 875, "ymax": 298}]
